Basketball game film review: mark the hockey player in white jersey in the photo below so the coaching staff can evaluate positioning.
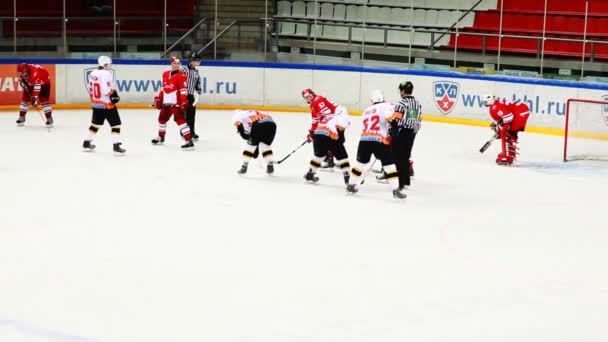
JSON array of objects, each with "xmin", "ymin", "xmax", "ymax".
[
  {"xmin": 347, "ymin": 90, "xmax": 406, "ymax": 199},
  {"xmin": 233, "ymin": 109, "xmax": 277, "ymax": 175},
  {"xmin": 82, "ymin": 56, "xmax": 125, "ymax": 153}
]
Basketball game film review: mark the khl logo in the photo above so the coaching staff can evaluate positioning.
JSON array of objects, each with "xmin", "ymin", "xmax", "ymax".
[
  {"xmin": 433, "ymin": 81, "xmax": 459, "ymax": 115},
  {"xmin": 602, "ymin": 95, "xmax": 608, "ymax": 127}
]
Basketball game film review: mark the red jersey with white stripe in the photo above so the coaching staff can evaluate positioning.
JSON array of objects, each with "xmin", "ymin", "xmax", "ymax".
[
  {"xmin": 160, "ymin": 69, "xmax": 187, "ymax": 106},
  {"xmin": 309, "ymin": 95, "xmax": 338, "ymax": 131},
  {"xmin": 360, "ymin": 102, "xmax": 396, "ymax": 145},
  {"xmin": 21, "ymin": 64, "xmax": 50, "ymax": 97},
  {"xmin": 489, "ymin": 98, "xmax": 530, "ymax": 131}
]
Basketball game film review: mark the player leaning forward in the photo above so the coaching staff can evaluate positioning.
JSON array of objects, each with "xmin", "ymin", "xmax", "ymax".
[
  {"xmin": 83, "ymin": 56, "xmax": 125, "ymax": 153},
  {"xmin": 347, "ymin": 90, "xmax": 407, "ymax": 199},
  {"xmin": 16, "ymin": 62, "xmax": 54, "ymax": 127},
  {"xmin": 483, "ymin": 95, "xmax": 530, "ymax": 165},
  {"xmin": 301, "ymin": 89, "xmax": 351, "ymax": 184},
  {"xmin": 151, "ymin": 56, "xmax": 194, "ymax": 149},
  {"xmin": 233, "ymin": 109, "xmax": 276, "ymax": 175}
]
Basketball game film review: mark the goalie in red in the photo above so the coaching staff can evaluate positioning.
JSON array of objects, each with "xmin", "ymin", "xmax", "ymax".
[
  {"xmin": 483, "ymin": 95, "xmax": 530, "ymax": 165},
  {"xmin": 16, "ymin": 62, "xmax": 54, "ymax": 128},
  {"xmin": 151, "ymin": 56, "xmax": 194, "ymax": 149}
]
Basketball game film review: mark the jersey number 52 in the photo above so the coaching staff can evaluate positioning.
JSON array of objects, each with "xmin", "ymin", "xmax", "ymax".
[{"xmin": 363, "ymin": 115, "xmax": 380, "ymax": 132}]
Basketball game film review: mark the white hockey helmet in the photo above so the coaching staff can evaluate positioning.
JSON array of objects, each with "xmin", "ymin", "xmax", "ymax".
[
  {"xmin": 370, "ymin": 89, "xmax": 385, "ymax": 104},
  {"xmin": 98, "ymin": 55, "xmax": 112, "ymax": 68},
  {"xmin": 483, "ymin": 94, "xmax": 496, "ymax": 107}
]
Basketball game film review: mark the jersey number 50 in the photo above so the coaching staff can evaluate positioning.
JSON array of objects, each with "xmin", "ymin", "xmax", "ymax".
[{"xmin": 89, "ymin": 82, "xmax": 101, "ymax": 98}]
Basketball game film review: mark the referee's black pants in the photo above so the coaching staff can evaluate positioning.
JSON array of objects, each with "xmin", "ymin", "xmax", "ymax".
[
  {"xmin": 186, "ymin": 94, "xmax": 197, "ymax": 136},
  {"xmin": 392, "ymin": 129, "xmax": 416, "ymax": 187}
]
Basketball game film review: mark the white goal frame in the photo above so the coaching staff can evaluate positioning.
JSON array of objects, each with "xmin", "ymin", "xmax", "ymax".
[{"xmin": 563, "ymin": 98, "xmax": 608, "ymax": 162}]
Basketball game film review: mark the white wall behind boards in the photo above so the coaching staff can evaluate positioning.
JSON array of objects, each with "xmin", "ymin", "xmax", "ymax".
[{"xmin": 56, "ymin": 63, "xmax": 608, "ymax": 130}]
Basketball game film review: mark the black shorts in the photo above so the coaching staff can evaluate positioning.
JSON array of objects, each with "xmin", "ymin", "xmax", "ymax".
[
  {"xmin": 312, "ymin": 134, "xmax": 348, "ymax": 160},
  {"xmin": 356, "ymin": 140, "xmax": 394, "ymax": 166},
  {"xmin": 92, "ymin": 107, "xmax": 122, "ymax": 127},
  {"xmin": 250, "ymin": 121, "xmax": 276, "ymax": 146}
]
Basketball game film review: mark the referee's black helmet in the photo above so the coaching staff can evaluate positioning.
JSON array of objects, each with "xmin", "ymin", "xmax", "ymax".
[{"xmin": 398, "ymin": 81, "xmax": 414, "ymax": 94}]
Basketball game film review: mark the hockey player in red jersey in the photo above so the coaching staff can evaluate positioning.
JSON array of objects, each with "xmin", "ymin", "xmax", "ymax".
[
  {"xmin": 151, "ymin": 56, "xmax": 194, "ymax": 149},
  {"xmin": 16, "ymin": 62, "xmax": 54, "ymax": 127},
  {"xmin": 303, "ymin": 112, "xmax": 352, "ymax": 184},
  {"xmin": 301, "ymin": 88, "xmax": 348, "ymax": 168},
  {"xmin": 483, "ymin": 95, "xmax": 530, "ymax": 165},
  {"xmin": 301, "ymin": 89, "xmax": 352, "ymax": 184}
]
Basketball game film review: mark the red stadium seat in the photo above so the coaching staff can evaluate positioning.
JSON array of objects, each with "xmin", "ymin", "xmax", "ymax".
[
  {"xmin": 587, "ymin": 17, "xmax": 608, "ymax": 36},
  {"xmin": 547, "ymin": 0, "xmax": 583, "ymax": 14},
  {"xmin": 472, "ymin": 11, "xmax": 501, "ymax": 31},
  {"xmin": 500, "ymin": 0, "xmax": 544, "ymax": 13},
  {"xmin": 593, "ymin": 42, "xmax": 608, "ymax": 59},
  {"xmin": 588, "ymin": 1, "xmax": 608, "ymax": 15},
  {"xmin": 2, "ymin": 0, "xmax": 194, "ymax": 37},
  {"xmin": 455, "ymin": 0, "xmax": 608, "ymax": 58}
]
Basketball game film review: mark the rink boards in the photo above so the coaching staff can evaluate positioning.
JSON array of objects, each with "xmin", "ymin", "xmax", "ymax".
[{"xmin": 1, "ymin": 59, "xmax": 608, "ymax": 139}]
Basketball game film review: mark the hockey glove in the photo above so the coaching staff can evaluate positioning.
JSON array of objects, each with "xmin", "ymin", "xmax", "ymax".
[
  {"xmin": 153, "ymin": 96, "xmax": 162, "ymax": 109},
  {"xmin": 110, "ymin": 90, "xmax": 120, "ymax": 104},
  {"xmin": 31, "ymin": 96, "xmax": 39, "ymax": 107},
  {"xmin": 388, "ymin": 122, "xmax": 400, "ymax": 138},
  {"xmin": 490, "ymin": 122, "xmax": 502, "ymax": 139},
  {"xmin": 179, "ymin": 101, "xmax": 188, "ymax": 112},
  {"xmin": 237, "ymin": 125, "xmax": 250, "ymax": 140},
  {"xmin": 306, "ymin": 129, "xmax": 314, "ymax": 143}
]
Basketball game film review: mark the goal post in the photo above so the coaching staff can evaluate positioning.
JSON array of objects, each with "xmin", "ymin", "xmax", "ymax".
[{"xmin": 563, "ymin": 98, "xmax": 608, "ymax": 162}]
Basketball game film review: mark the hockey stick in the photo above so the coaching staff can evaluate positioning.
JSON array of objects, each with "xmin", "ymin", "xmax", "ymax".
[
  {"xmin": 358, "ymin": 158, "xmax": 378, "ymax": 186},
  {"xmin": 21, "ymin": 81, "xmax": 51, "ymax": 132},
  {"xmin": 479, "ymin": 133, "xmax": 498, "ymax": 153},
  {"xmin": 32, "ymin": 104, "xmax": 50, "ymax": 132},
  {"xmin": 277, "ymin": 140, "xmax": 308, "ymax": 164}
]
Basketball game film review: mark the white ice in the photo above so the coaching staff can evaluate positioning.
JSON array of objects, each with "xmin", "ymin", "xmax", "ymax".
[{"xmin": 1, "ymin": 109, "xmax": 607, "ymax": 342}]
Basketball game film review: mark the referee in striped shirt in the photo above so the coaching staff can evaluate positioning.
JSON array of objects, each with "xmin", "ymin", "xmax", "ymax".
[
  {"xmin": 391, "ymin": 81, "xmax": 421, "ymax": 189},
  {"xmin": 181, "ymin": 54, "xmax": 202, "ymax": 140}
]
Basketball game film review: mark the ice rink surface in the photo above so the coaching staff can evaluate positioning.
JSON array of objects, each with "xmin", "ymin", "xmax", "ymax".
[{"xmin": 1, "ymin": 109, "xmax": 607, "ymax": 342}]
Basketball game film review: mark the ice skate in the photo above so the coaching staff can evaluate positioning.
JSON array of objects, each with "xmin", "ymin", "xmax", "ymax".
[
  {"xmin": 237, "ymin": 163, "xmax": 248, "ymax": 174},
  {"xmin": 392, "ymin": 189, "xmax": 407, "ymax": 199},
  {"xmin": 181, "ymin": 140, "xmax": 194, "ymax": 149},
  {"xmin": 346, "ymin": 184, "xmax": 358, "ymax": 194},
  {"xmin": 151, "ymin": 136, "xmax": 165, "ymax": 145},
  {"xmin": 304, "ymin": 170, "xmax": 319, "ymax": 183},
  {"xmin": 113, "ymin": 143, "xmax": 126, "ymax": 154},
  {"xmin": 83, "ymin": 140, "xmax": 96, "ymax": 151}
]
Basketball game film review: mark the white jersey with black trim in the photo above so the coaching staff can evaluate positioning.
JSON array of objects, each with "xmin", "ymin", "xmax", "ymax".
[
  {"xmin": 360, "ymin": 102, "xmax": 395, "ymax": 144},
  {"xmin": 232, "ymin": 110, "xmax": 274, "ymax": 134},
  {"xmin": 314, "ymin": 112, "xmax": 351, "ymax": 140}
]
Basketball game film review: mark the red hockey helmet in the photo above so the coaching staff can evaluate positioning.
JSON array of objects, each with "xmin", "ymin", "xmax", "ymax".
[
  {"xmin": 301, "ymin": 88, "xmax": 315, "ymax": 98},
  {"xmin": 302, "ymin": 88, "xmax": 317, "ymax": 99},
  {"xmin": 170, "ymin": 56, "xmax": 181, "ymax": 64},
  {"xmin": 17, "ymin": 62, "xmax": 29, "ymax": 75}
]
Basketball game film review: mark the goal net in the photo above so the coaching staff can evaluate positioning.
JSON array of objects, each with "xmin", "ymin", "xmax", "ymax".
[{"xmin": 563, "ymin": 98, "xmax": 608, "ymax": 162}]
